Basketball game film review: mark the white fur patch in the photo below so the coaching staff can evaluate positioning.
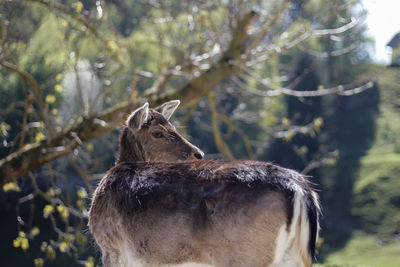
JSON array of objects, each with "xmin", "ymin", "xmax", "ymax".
[
  {"xmin": 272, "ymin": 224, "xmax": 289, "ymax": 264},
  {"xmin": 299, "ymin": 198, "xmax": 310, "ymax": 253},
  {"xmin": 271, "ymin": 192, "xmax": 311, "ymax": 267}
]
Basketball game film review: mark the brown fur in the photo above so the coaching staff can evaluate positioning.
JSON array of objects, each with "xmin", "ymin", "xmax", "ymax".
[
  {"xmin": 119, "ymin": 108, "xmax": 204, "ymax": 163},
  {"xmin": 88, "ymin": 102, "xmax": 320, "ymax": 267}
]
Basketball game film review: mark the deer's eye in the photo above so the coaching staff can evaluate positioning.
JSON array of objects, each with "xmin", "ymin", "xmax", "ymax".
[{"xmin": 152, "ymin": 131, "xmax": 164, "ymax": 138}]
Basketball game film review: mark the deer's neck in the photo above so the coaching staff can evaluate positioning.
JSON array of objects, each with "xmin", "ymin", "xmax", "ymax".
[{"xmin": 118, "ymin": 127, "xmax": 145, "ymax": 163}]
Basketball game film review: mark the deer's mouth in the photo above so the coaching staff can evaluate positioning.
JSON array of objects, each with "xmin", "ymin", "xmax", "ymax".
[
  {"xmin": 176, "ymin": 154, "xmax": 202, "ymax": 162},
  {"xmin": 177, "ymin": 156, "xmax": 193, "ymax": 162}
]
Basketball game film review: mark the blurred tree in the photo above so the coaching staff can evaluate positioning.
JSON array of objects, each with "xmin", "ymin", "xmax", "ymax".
[
  {"xmin": 0, "ymin": 0, "xmax": 375, "ymax": 265},
  {"xmin": 257, "ymin": 1, "xmax": 379, "ymax": 256}
]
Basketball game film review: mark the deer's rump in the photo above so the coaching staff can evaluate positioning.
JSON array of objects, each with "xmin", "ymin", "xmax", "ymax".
[{"xmin": 90, "ymin": 160, "xmax": 319, "ymax": 265}]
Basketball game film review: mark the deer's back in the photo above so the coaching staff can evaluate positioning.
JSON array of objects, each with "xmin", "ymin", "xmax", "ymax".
[{"xmin": 88, "ymin": 160, "xmax": 318, "ymax": 266}]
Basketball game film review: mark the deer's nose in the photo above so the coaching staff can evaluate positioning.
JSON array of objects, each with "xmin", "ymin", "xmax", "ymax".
[{"xmin": 194, "ymin": 151, "xmax": 204, "ymax": 160}]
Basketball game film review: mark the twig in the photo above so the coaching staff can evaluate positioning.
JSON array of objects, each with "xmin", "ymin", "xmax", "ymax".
[
  {"xmin": 0, "ymin": 60, "xmax": 53, "ymax": 136},
  {"xmin": 236, "ymin": 65, "xmax": 374, "ymax": 97},
  {"xmin": 207, "ymin": 93, "xmax": 235, "ymax": 160}
]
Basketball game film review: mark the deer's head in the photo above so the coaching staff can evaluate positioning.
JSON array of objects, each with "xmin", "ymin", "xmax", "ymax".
[{"xmin": 118, "ymin": 100, "xmax": 204, "ymax": 163}]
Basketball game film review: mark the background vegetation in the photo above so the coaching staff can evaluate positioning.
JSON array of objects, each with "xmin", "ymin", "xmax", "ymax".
[{"xmin": 0, "ymin": 0, "xmax": 399, "ymax": 266}]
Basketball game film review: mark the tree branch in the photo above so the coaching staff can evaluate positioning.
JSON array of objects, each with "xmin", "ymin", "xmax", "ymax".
[
  {"xmin": 0, "ymin": 59, "xmax": 53, "ymax": 136},
  {"xmin": 0, "ymin": 11, "xmax": 258, "ymax": 186},
  {"xmin": 207, "ymin": 93, "xmax": 235, "ymax": 160},
  {"xmin": 236, "ymin": 65, "xmax": 375, "ymax": 97},
  {"xmin": 246, "ymin": 17, "xmax": 359, "ymax": 66}
]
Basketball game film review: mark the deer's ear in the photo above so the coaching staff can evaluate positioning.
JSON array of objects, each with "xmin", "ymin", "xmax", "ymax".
[
  {"xmin": 154, "ymin": 100, "xmax": 180, "ymax": 120},
  {"xmin": 126, "ymin": 102, "xmax": 149, "ymax": 130}
]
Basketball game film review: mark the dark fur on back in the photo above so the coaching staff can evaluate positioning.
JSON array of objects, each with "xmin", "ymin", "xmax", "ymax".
[{"xmin": 93, "ymin": 160, "xmax": 320, "ymax": 258}]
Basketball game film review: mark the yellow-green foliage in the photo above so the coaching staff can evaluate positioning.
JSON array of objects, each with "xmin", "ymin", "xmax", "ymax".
[
  {"xmin": 22, "ymin": 14, "xmax": 68, "ymax": 70},
  {"xmin": 129, "ymin": 7, "xmax": 227, "ymax": 74}
]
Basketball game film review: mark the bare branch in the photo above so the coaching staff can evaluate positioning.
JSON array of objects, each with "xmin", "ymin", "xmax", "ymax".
[
  {"xmin": 301, "ymin": 150, "xmax": 338, "ymax": 175},
  {"xmin": 207, "ymin": 93, "xmax": 235, "ymax": 160},
  {"xmin": 0, "ymin": 59, "xmax": 53, "ymax": 136},
  {"xmin": 299, "ymin": 43, "xmax": 359, "ymax": 58},
  {"xmin": 311, "ymin": 17, "xmax": 357, "ymax": 36},
  {"xmin": 236, "ymin": 66, "xmax": 374, "ymax": 97},
  {"xmin": 224, "ymin": 11, "xmax": 259, "ymax": 60},
  {"xmin": 247, "ymin": 17, "xmax": 359, "ymax": 66},
  {"xmin": 217, "ymin": 112, "xmax": 255, "ymax": 159},
  {"xmin": 248, "ymin": 0, "xmax": 290, "ymax": 51},
  {"xmin": 151, "ymin": 11, "xmax": 259, "ymax": 107},
  {"xmin": 274, "ymin": 121, "xmax": 318, "ymax": 139}
]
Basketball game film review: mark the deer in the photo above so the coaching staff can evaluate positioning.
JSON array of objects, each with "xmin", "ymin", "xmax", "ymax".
[{"xmin": 88, "ymin": 100, "xmax": 321, "ymax": 267}]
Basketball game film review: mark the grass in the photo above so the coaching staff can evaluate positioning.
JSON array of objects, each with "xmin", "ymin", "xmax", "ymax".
[
  {"xmin": 315, "ymin": 231, "xmax": 400, "ymax": 267},
  {"xmin": 354, "ymin": 148, "xmax": 400, "ymax": 192},
  {"xmin": 351, "ymin": 148, "xmax": 400, "ymax": 236}
]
